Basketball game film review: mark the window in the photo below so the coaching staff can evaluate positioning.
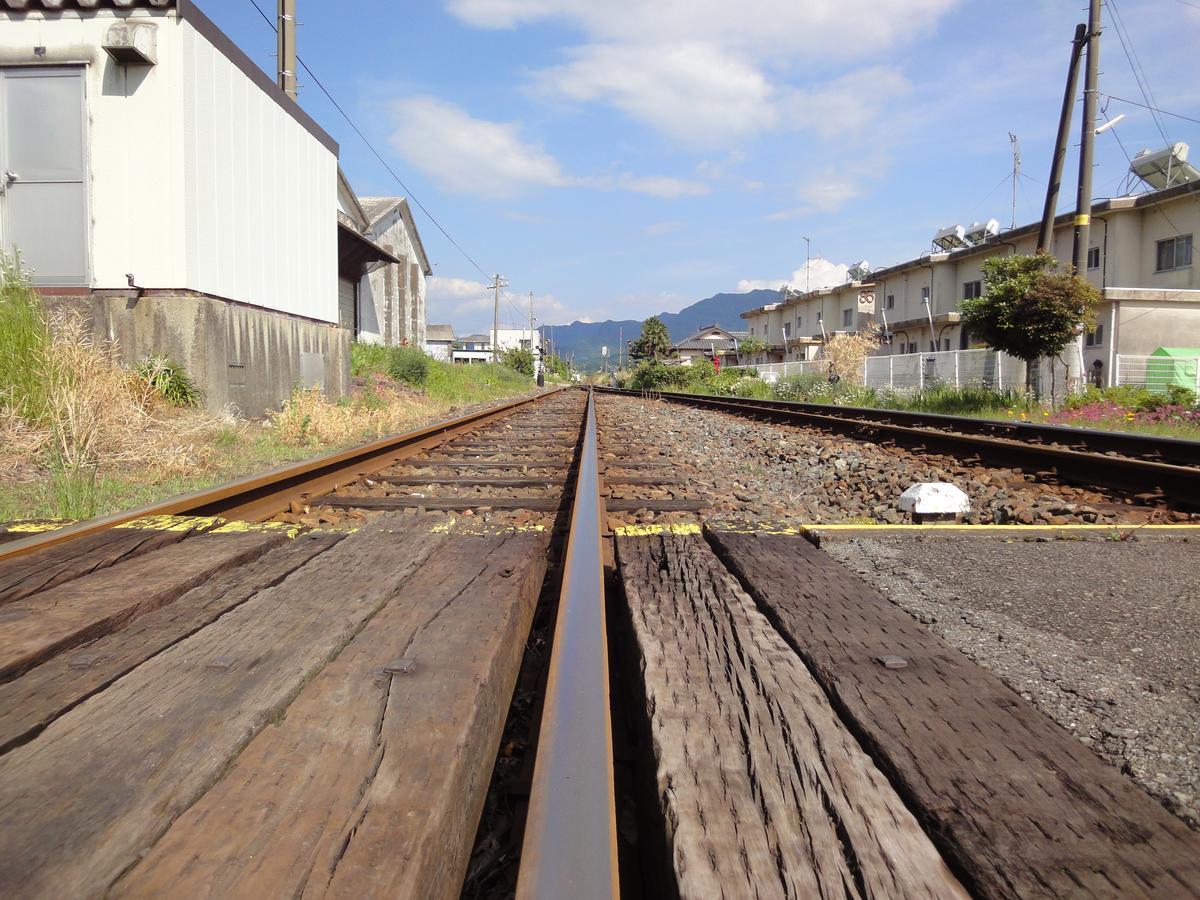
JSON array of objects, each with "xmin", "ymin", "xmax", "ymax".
[
  {"xmin": 796, "ymin": 316, "xmax": 802, "ymax": 332},
  {"xmin": 782, "ymin": 321, "xmax": 791, "ymax": 338},
  {"xmin": 943, "ymin": 337, "xmax": 951, "ymax": 351},
  {"xmin": 1156, "ymin": 235, "xmax": 1193, "ymax": 272},
  {"xmin": 886, "ymin": 293, "xmax": 895, "ymax": 309},
  {"xmin": 1087, "ymin": 246, "xmax": 1101, "ymax": 270},
  {"xmin": 749, "ymin": 325, "xmax": 754, "ymax": 336},
  {"xmin": 963, "ymin": 280, "xmax": 982, "ymax": 299},
  {"xmin": 842, "ymin": 308, "xmax": 853, "ymax": 327},
  {"xmin": 817, "ymin": 311, "xmax": 823, "ymax": 322},
  {"xmin": 921, "ymin": 286, "xmax": 930, "ymax": 303},
  {"xmin": 1085, "ymin": 322, "xmax": 1105, "ymax": 347},
  {"xmin": 907, "ymin": 342, "xmax": 917, "ymax": 354}
]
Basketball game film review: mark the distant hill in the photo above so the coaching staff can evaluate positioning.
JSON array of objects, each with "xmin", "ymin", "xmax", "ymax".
[{"xmin": 545, "ymin": 289, "xmax": 779, "ymax": 370}]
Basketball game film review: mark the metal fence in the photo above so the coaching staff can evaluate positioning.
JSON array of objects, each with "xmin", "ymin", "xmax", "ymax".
[
  {"xmin": 738, "ymin": 359, "xmax": 829, "ymax": 383},
  {"xmin": 1115, "ymin": 355, "xmax": 1200, "ymax": 391},
  {"xmin": 863, "ymin": 349, "xmax": 1026, "ymax": 391}
]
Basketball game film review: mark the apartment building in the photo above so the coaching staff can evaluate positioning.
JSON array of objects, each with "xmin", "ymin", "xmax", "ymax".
[{"xmin": 741, "ymin": 180, "xmax": 1200, "ymax": 387}]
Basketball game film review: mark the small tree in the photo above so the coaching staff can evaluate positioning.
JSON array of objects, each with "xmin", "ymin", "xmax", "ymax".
[
  {"xmin": 501, "ymin": 346, "xmax": 534, "ymax": 376},
  {"xmin": 542, "ymin": 352, "xmax": 570, "ymax": 379},
  {"xmin": 628, "ymin": 316, "xmax": 672, "ymax": 361},
  {"xmin": 735, "ymin": 336, "xmax": 768, "ymax": 365},
  {"xmin": 960, "ymin": 254, "xmax": 1099, "ymax": 398}
]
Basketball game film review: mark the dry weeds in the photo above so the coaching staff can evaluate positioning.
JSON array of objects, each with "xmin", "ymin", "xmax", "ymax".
[{"xmin": 270, "ymin": 382, "xmax": 436, "ymax": 446}]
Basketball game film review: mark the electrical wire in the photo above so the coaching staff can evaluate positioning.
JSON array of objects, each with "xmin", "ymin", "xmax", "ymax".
[
  {"xmin": 1099, "ymin": 93, "xmax": 1200, "ymax": 128},
  {"xmin": 246, "ymin": 0, "xmax": 490, "ymax": 278}
]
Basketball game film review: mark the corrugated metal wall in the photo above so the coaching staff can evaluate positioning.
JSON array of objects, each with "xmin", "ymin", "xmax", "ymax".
[{"xmin": 180, "ymin": 19, "xmax": 337, "ymax": 324}]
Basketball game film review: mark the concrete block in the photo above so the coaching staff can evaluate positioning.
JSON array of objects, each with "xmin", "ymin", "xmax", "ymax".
[{"xmin": 898, "ymin": 483, "xmax": 970, "ymax": 523}]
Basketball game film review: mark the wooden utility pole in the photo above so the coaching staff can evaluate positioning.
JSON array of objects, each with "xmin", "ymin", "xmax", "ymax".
[
  {"xmin": 1072, "ymin": 0, "xmax": 1101, "ymax": 275},
  {"xmin": 277, "ymin": 0, "xmax": 297, "ymax": 99},
  {"xmin": 1038, "ymin": 23, "xmax": 1087, "ymax": 253},
  {"xmin": 487, "ymin": 274, "xmax": 506, "ymax": 363}
]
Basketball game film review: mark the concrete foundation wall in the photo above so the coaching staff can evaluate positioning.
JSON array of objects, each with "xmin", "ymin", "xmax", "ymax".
[{"xmin": 44, "ymin": 292, "xmax": 349, "ymax": 418}]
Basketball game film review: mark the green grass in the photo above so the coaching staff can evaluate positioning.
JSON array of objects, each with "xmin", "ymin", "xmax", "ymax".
[
  {"xmin": 135, "ymin": 355, "xmax": 203, "ymax": 407},
  {"xmin": 0, "ymin": 252, "xmax": 50, "ymax": 421}
]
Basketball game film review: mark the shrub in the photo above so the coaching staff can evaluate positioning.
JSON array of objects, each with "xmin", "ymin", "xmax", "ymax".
[
  {"xmin": 387, "ymin": 346, "xmax": 431, "ymax": 386},
  {"xmin": 501, "ymin": 346, "xmax": 534, "ymax": 377},
  {"xmin": 0, "ymin": 252, "xmax": 50, "ymax": 421},
  {"xmin": 350, "ymin": 341, "xmax": 393, "ymax": 378},
  {"xmin": 135, "ymin": 355, "xmax": 203, "ymax": 408}
]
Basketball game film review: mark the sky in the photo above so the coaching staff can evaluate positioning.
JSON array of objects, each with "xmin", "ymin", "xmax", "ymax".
[{"xmin": 202, "ymin": 0, "xmax": 1200, "ymax": 333}]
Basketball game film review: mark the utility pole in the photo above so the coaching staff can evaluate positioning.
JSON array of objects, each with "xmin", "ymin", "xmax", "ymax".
[
  {"xmin": 618, "ymin": 326, "xmax": 623, "ymax": 370},
  {"xmin": 276, "ymin": 0, "xmax": 298, "ymax": 100},
  {"xmin": 487, "ymin": 273, "xmax": 507, "ymax": 363},
  {"xmin": 1039, "ymin": 23, "xmax": 1087, "ymax": 253},
  {"xmin": 1072, "ymin": 0, "xmax": 1101, "ymax": 275},
  {"xmin": 804, "ymin": 236, "xmax": 812, "ymax": 293},
  {"xmin": 1008, "ymin": 132, "xmax": 1021, "ymax": 231}
]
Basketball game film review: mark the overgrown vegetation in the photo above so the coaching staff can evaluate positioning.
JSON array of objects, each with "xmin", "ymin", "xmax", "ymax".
[
  {"xmin": 501, "ymin": 346, "xmax": 535, "ymax": 376},
  {"xmin": 822, "ymin": 329, "xmax": 882, "ymax": 385},
  {"xmin": 0, "ymin": 253, "xmax": 50, "ymax": 422},
  {"xmin": 135, "ymin": 355, "xmax": 203, "ymax": 408}
]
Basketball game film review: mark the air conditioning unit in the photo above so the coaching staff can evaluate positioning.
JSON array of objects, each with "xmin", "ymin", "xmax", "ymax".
[{"xmin": 103, "ymin": 21, "xmax": 158, "ymax": 65}]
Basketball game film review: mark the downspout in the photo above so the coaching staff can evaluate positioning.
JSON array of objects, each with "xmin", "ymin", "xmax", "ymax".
[{"xmin": 920, "ymin": 254, "xmax": 936, "ymax": 351}]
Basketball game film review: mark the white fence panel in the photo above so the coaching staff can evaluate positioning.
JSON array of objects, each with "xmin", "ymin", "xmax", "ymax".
[
  {"xmin": 864, "ymin": 349, "xmax": 1024, "ymax": 392},
  {"xmin": 1115, "ymin": 355, "xmax": 1200, "ymax": 391}
]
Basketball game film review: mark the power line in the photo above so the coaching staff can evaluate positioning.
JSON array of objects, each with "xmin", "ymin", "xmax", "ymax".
[
  {"xmin": 245, "ymin": 0, "xmax": 489, "ymax": 278},
  {"xmin": 1099, "ymin": 93, "xmax": 1200, "ymax": 127},
  {"xmin": 1104, "ymin": 0, "xmax": 1173, "ymax": 146}
]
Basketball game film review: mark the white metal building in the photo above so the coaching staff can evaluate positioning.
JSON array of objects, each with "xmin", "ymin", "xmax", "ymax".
[{"xmin": 0, "ymin": 0, "xmax": 347, "ymax": 415}]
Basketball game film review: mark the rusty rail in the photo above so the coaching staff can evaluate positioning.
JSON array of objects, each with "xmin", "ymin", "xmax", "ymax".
[{"xmin": 517, "ymin": 388, "xmax": 620, "ymax": 899}]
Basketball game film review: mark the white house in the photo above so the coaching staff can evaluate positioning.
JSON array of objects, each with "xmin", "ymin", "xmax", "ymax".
[
  {"xmin": 424, "ymin": 323, "xmax": 454, "ymax": 361},
  {"xmin": 0, "ymin": 0, "xmax": 350, "ymax": 415},
  {"xmin": 450, "ymin": 327, "xmax": 540, "ymax": 365}
]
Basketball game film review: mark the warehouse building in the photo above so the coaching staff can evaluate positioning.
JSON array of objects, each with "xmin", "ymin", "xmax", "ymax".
[{"xmin": 0, "ymin": 0, "xmax": 428, "ymax": 416}]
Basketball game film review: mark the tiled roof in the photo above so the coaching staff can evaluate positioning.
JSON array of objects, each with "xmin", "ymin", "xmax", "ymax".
[
  {"xmin": 3, "ymin": 0, "xmax": 173, "ymax": 8},
  {"xmin": 674, "ymin": 338, "xmax": 741, "ymax": 351}
]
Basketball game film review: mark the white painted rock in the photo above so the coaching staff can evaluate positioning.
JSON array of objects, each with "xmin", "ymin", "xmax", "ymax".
[{"xmin": 897, "ymin": 482, "xmax": 970, "ymax": 516}]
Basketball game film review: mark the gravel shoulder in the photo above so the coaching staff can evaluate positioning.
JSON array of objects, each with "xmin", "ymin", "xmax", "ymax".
[{"xmin": 822, "ymin": 533, "xmax": 1200, "ymax": 828}]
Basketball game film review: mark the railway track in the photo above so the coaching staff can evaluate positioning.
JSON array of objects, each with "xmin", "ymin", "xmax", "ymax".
[
  {"xmin": 2, "ymin": 386, "xmax": 1200, "ymax": 898},
  {"xmin": 596, "ymin": 387, "xmax": 1200, "ymax": 507}
]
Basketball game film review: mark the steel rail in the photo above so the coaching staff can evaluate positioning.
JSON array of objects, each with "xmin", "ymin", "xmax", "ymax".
[
  {"xmin": 0, "ymin": 388, "xmax": 566, "ymax": 563},
  {"xmin": 596, "ymin": 388, "xmax": 1200, "ymax": 507},
  {"xmin": 517, "ymin": 389, "xmax": 620, "ymax": 900}
]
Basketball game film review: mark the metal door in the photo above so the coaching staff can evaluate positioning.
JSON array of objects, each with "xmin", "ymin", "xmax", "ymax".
[{"xmin": 0, "ymin": 67, "xmax": 89, "ymax": 286}]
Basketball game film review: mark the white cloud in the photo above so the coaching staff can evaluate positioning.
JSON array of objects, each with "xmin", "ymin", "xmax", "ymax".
[
  {"xmin": 535, "ymin": 43, "xmax": 776, "ymax": 145},
  {"xmin": 450, "ymin": 0, "xmax": 952, "ymax": 145},
  {"xmin": 390, "ymin": 97, "xmax": 567, "ymax": 199},
  {"xmin": 426, "ymin": 276, "xmax": 493, "ymax": 316},
  {"xmin": 447, "ymin": 1, "xmax": 956, "ymax": 59},
  {"xmin": 737, "ymin": 258, "xmax": 850, "ymax": 293},
  {"xmin": 390, "ymin": 96, "xmax": 707, "ymax": 199}
]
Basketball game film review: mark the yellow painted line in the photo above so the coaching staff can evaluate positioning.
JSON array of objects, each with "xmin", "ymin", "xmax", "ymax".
[
  {"xmin": 113, "ymin": 515, "xmax": 223, "ymax": 533},
  {"xmin": 796, "ymin": 523, "xmax": 1200, "ymax": 532},
  {"xmin": 613, "ymin": 523, "xmax": 701, "ymax": 537},
  {"xmin": 2, "ymin": 521, "xmax": 77, "ymax": 534},
  {"xmin": 210, "ymin": 519, "xmax": 305, "ymax": 538}
]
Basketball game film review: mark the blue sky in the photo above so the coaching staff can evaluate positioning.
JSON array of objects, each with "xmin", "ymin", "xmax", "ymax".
[{"xmin": 202, "ymin": 0, "xmax": 1200, "ymax": 333}]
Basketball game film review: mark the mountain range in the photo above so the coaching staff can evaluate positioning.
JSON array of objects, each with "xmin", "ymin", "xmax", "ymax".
[{"xmin": 543, "ymin": 289, "xmax": 779, "ymax": 370}]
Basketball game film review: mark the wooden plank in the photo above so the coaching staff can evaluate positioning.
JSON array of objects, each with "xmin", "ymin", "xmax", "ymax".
[
  {"xmin": 0, "ymin": 522, "xmax": 442, "ymax": 899},
  {"xmin": 0, "ymin": 532, "xmax": 344, "ymax": 755},
  {"xmin": 0, "ymin": 526, "xmax": 200, "ymax": 606},
  {"xmin": 115, "ymin": 531, "xmax": 549, "ymax": 899},
  {"xmin": 314, "ymin": 496, "xmax": 562, "ymax": 511},
  {"xmin": 709, "ymin": 530, "xmax": 1200, "ymax": 899},
  {"xmin": 614, "ymin": 533, "xmax": 967, "ymax": 899},
  {"xmin": 376, "ymin": 475, "xmax": 566, "ymax": 486},
  {"xmin": 401, "ymin": 460, "xmax": 568, "ymax": 470},
  {"xmin": 0, "ymin": 530, "xmax": 285, "ymax": 683},
  {"xmin": 604, "ymin": 499, "xmax": 706, "ymax": 512}
]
